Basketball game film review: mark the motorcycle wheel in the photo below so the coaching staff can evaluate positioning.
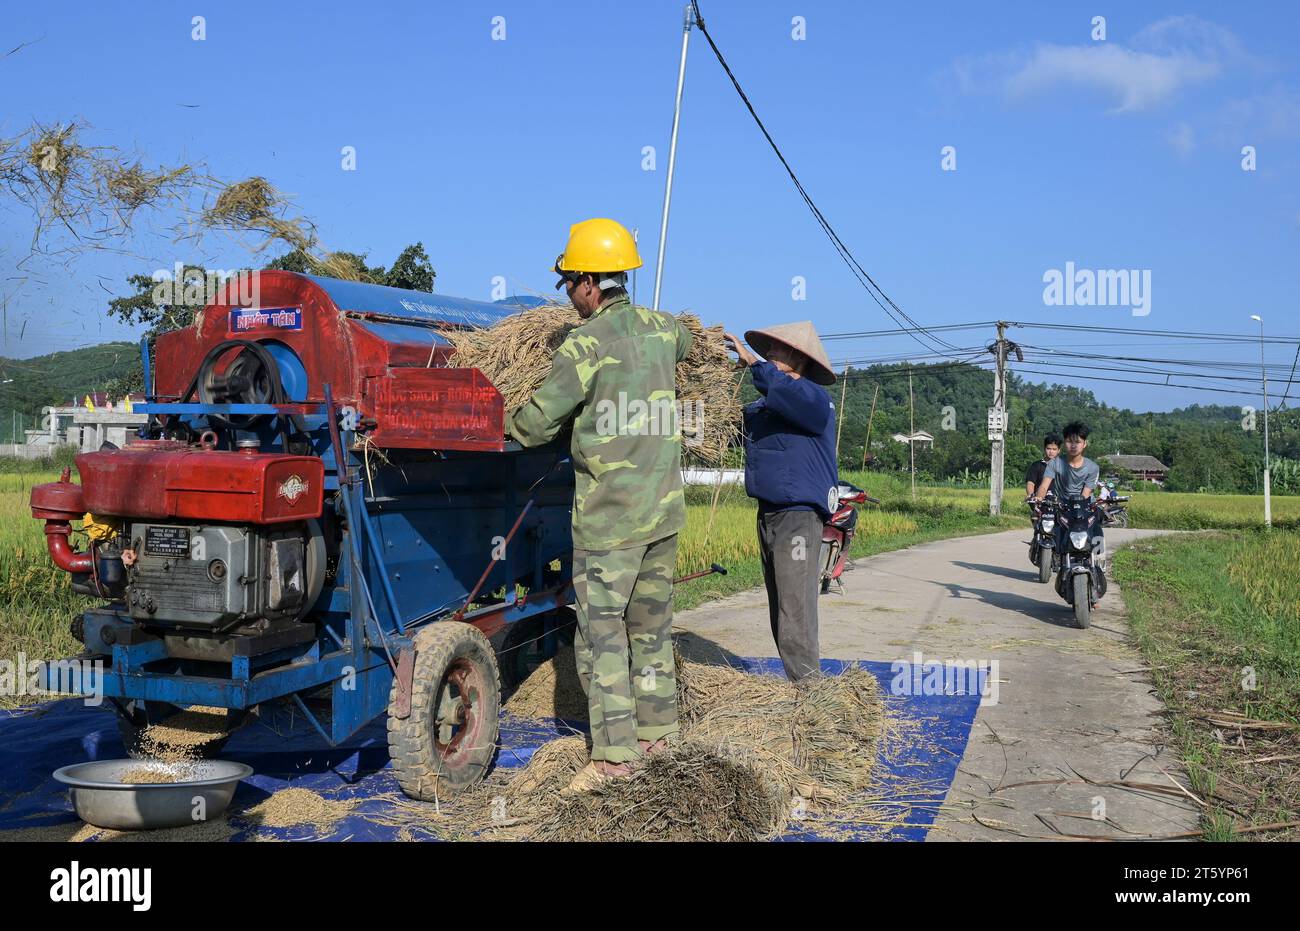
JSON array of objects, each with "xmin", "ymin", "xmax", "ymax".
[
  {"xmin": 1038, "ymin": 552, "xmax": 1052, "ymax": 584},
  {"xmin": 1072, "ymin": 574, "xmax": 1091, "ymax": 629},
  {"xmin": 1113, "ymin": 510, "xmax": 1129, "ymax": 529}
]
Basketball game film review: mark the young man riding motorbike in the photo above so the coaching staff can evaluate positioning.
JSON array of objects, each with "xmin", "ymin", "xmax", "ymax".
[{"xmin": 1032, "ymin": 421, "xmax": 1107, "ymax": 627}]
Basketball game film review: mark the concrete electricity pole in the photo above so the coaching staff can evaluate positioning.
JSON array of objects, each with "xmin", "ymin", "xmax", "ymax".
[{"xmin": 988, "ymin": 323, "xmax": 1008, "ymax": 516}]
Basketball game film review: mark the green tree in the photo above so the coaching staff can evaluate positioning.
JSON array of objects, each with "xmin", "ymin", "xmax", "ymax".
[
  {"xmin": 382, "ymin": 242, "xmax": 436, "ymax": 292},
  {"xmin": 103, "ymin": 265, "xmax": 219, "ymax": 396}
]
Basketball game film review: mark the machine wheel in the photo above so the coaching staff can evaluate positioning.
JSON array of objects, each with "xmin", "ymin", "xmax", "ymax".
[
  {"xmin": 387, "ymin": 622, "xmax": 501, "ymax": 800},
  {"xmin": 1072, "ymin": 574, "xmax": 1092, "ymax": 630},
  {"xmin": 1112, "ymin": 510, "xmax": 1129, "ymax": 529},
  {"xmin": 115, "ymin": 700, "xmax": 247, "ymax": 760},
  {"xmin": 1037, "ymin": 552, "xmax": 1052, "ymax": 584}
]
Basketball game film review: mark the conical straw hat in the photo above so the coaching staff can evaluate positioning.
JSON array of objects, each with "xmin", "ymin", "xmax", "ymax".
[{"xmin": 743, "ymin": 321, "xmax": 836, "ymax": 386}]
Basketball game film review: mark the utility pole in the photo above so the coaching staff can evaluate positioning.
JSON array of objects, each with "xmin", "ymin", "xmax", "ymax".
[
  {"xmin": 1251, "ymin": 314, "xmax": 1271, "ymax": 528},
  {"xmin": 652, "ymin": 4, "xmax": 694, "ymax": 312},
  {"xmin": 834, "ymin": 364, "xmax": 849, "ymax": 465},
  {"xmin": 988, "ymin": 321, "xmax": 1018, "ymax": 516},
  {"xmin": 908, "ymin": 368, "xmax": 916, "ymax": 501},
  {"xmin": 861, "ymin": 383, "xmax": 879, "ymax": 469}
]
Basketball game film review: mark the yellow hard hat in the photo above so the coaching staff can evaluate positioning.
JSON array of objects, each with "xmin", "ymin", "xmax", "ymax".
[{"xmin": 554, "ymin": 218, "xmax": 642, "ymax": 284}]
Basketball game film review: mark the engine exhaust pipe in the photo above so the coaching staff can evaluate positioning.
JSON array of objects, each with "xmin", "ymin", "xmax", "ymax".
[{"xmin": 30, "ymin": 468, "xmax": 94, "ymax": 573}]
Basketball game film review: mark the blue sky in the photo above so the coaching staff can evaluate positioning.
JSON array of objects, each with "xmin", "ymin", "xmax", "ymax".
[{"xmin": 2, "ymin": 0, "xmax": 1298, "ymax": 411}]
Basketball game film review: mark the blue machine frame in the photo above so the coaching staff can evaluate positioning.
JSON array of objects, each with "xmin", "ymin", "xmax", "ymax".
[{"xmin": 40, "ymin": 331, "xmax": 575, "ymax": 746}]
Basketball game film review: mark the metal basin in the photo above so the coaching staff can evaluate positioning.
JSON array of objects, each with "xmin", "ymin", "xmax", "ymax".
[{"xmin": 53, "ymin": 759, "xmax": 253, "ymax": 831}]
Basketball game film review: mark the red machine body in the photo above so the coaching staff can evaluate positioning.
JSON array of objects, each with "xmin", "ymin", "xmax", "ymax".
[
  {"xmin": 76, "ymin": 442, "xmax": 324, "ymax": 524},
  {"xmin": 153, "ymin": 270, "xmax": 507, "ymax": 451}
]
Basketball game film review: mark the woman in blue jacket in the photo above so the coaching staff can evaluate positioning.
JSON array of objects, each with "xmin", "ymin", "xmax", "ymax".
[{"xmin": 725, "ymin": 322, "xmax": 839, "ymax": 682}]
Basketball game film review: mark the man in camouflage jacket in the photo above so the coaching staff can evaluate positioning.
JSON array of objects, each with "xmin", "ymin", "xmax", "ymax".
[{"xmin": 508, "ymin": 220, "xmax": 692, "ymax": 791}]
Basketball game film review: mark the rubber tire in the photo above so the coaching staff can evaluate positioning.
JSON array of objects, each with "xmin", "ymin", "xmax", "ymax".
[
  {"xmin": 1038, "ymin": 551, "xmax": 1053, "ymax": 584},
  {"xmin": 116, "ymin": 701, "xmax": 246, "ymax": 760},
  {"xmin": 387, "ymin": 622, "xmax": 501, "ymax": 801},
  {"xmin": 1072, "ymin": 573, "xmax": 1092, "ymax": 629},
  {"xmin": 1113, "ymin": 510, "xmax": 1129, "ymax": 529}
]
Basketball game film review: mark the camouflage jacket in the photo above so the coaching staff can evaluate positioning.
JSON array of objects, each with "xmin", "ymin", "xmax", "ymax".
[{"xmin": 506, "ymin": 294, "xmax": 693, "ymax": 551}]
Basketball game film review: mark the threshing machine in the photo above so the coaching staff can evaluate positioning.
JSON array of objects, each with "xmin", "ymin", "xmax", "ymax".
[{"xmin": 29, "ymin": 270, "xmax": 576, "ymax": 798}]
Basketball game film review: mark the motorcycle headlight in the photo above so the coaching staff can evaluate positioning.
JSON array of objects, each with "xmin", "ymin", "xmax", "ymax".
[
  {"xmin": 1070, "ymin": 531, "xmax": 1089, "ymax": 550},
  {"xmin": 1041, "ymin": 518, "xmax": 1055, "ymax": 531}
]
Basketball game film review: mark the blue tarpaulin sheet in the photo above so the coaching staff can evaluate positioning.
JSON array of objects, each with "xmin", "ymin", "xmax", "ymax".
[{"xmin": 0, "ymin": 658, "xmax": 981, "ymax": 842}]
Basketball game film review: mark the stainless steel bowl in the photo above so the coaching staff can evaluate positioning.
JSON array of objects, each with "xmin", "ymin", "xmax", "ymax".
[{"xmin": 53, "ymin": 759, "xmax": 253, "ymax": 831}]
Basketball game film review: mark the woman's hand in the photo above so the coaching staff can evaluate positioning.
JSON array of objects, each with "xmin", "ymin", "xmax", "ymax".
[{"xmin": 724, "ymin": 332, "xmax": 758, "ymax": 368}]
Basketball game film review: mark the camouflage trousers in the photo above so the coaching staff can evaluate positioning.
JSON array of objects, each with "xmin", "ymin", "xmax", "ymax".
[{"xmin": 572, "ymin": 533, "xmax": 680, "ymax": 763}]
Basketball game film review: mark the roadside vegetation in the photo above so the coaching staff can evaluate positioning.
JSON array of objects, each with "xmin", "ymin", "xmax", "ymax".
[{"xmin": 1115, "ymin": 531, "xmax": 1299, "ymax": 840}]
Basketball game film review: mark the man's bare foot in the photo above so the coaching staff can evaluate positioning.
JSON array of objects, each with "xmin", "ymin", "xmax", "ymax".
[
  {"xmin": 595, "ymin": 759, "xmax": 637, "ymax": 776},
  {"xmin": 562, "ymin": 760, "xmax": 638, "ymax": 796}
]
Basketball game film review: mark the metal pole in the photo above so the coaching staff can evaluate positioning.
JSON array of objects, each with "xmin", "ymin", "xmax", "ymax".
[
  {"xmin": 631, "ymin": 227, "xmax": 639, "ymax": 305},
  {"xmin": 989, "ymin": 322, "xmax": 1007, "ymax": 516},
  {"xmin": 861, "ymin": 383, "xmax": 879, "ymax": 469},
  {"xmin": 834, "ymin": 365, "xmax": 848, "ymax": 465},
  {"xmin": 652, "ymin": 4, "xmax": 693, "ymax": 312},
  {"xmin": 908, "ymin": 369, "xmax": 916, "ymax": 501}
]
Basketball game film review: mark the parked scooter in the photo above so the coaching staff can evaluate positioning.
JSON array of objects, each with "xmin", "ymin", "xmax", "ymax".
[
  {"xmin": 1099, "ymin": 483, "xmax": 1131, "ymax": 528},
  {"xmin": 1051, "ymin": 495, "xmax": 1108, "ymax": 629},
  {"xmin": 1026, "ymin": 492, "xmax": 1057, "ymax": 584},
  {"xmin": 820, "ymin": 482, "xmax": 880, "ymax": 594}
]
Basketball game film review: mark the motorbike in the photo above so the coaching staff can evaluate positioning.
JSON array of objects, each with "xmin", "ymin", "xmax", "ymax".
[
  {"xmin": 820, "ymin": 482, "xmax": 880, "ymax": 594},
  {"xmin": 1099, "ymin": 491, "xmax": 1131, "ymax": 528},
  {"xmin": 1026, "ymin": 492, "xmax": 1057, "ymax": 584},
  {"xmin": 1051, "ymin": 495, "xmax": 1108, "ymax": 629}
]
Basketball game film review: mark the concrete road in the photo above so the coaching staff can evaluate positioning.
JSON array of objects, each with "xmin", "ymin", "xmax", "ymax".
[{"xmin": 673, "ymin": 527, "xmax": 1201, "ymax": 841}]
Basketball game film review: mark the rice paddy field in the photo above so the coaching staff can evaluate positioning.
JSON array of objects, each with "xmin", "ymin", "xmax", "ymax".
[
  {"xmin": 0, "ymin": 471, "xmax": 86, "ymax": 697},
  {"xmin": 1, "ymin": 464, "xmax": 1291, "ymax": 705}
]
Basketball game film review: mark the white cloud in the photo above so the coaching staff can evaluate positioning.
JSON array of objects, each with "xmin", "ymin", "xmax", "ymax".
[{"xmin": 951, "ymin": 16, "xmax": 1245, "ymax": 114}]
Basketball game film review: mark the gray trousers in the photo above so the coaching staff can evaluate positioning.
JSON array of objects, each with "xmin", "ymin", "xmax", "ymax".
[{"xmin": 757, "ymin": 508, "xmax": 823, "ymax": 681}]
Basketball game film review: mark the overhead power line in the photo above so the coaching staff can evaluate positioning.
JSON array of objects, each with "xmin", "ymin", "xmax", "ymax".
[
  {"xmin": 1010, "ymin": 320, "xmax": 1300, "ymax": 345},
  {"xmin": 689, "ymin": 1, "xmax": 962, "ymax": 360}
]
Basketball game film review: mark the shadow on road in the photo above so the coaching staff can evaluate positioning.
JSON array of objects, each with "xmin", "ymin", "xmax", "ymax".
[
  {"xmin": 953, "ymin": 560, "xmax": 1042, "ymax": 583},
  {"xmin": 939, "ymin": 581, "xmax": 1079, "ymax": 629}
]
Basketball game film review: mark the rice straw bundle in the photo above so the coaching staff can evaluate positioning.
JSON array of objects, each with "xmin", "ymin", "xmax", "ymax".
[
  {"xmin": 1, "ymin": 120, "xmax": 200, "ymax": 244},
  {"xmin": 430, "ymin": 647, "xmax": 888, "ymax": 841},
  {"xmin": 101, "ymin": 162, "xmax": 192, "ymax": 211},
  {"xmin": 442, "ymin": 301, "xmax": 742, "ymax": 463}
]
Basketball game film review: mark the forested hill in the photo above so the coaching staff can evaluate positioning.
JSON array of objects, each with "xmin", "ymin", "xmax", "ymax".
[
  {"xmin": 818, "ymin": 362, "xmax": 1295, "ymax": 493},
  {"xmin": 3, "ymin": 342, "xmax": 1293, "ymax": 492}
]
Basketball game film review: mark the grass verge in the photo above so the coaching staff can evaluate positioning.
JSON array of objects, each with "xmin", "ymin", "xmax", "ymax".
[{"xmin": 1113, "ymin": 530, "xmax": 1299, "ymax": 840}]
